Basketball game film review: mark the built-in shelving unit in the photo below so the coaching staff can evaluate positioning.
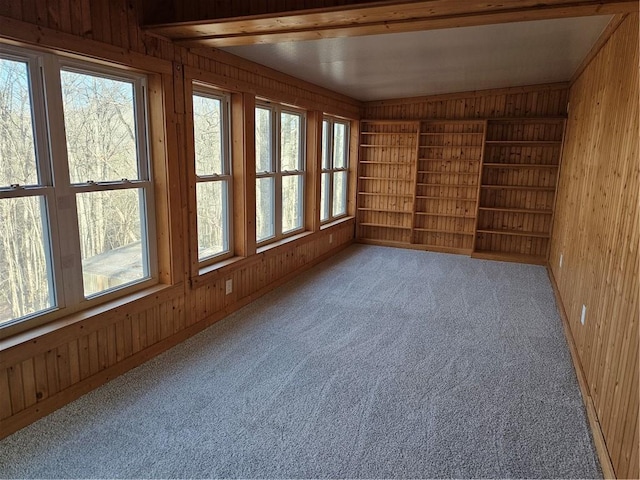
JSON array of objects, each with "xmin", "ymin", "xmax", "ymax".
[
  {"xmin": 412, "ymin": 119, "xmax": 486, "ymax": 254},
  {"xmin": 356, "ymin": 116, "xmax": 565, "ymax": 264},
  {"xmin": 472, "ymin": 117, "xmax": 566, "ymax": 264},
  {"xmin": 357, "ymin": 120, "xmax": 419, "ymax": 244}
]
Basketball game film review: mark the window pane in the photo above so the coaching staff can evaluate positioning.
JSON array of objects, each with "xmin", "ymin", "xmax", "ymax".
[
  {"xmin": 196, "ymin": 181, "xmax": 228, "ymax": 261},
  {"xmin": 193, "ymin": 94, "xmax": 223, "ymax": 176},
  {"xmin": 320, "ymin": 172, "xmax": 330, "ymax": 222},
  {"xmin": 282, "ymin": 174, "xmax": 303, "ymax": 233},
  {"xmin": 333, "ymin": 122, "xmax": 347, "ymax": 169},
  {"xmin": 256, "ymin": 177, "xmax": 274, "ymax": 242},
  {"xmin": 255, "ymin": 107, "xmax": 272, "ymax": 173},
  {"xmin": 281, "ymin": 112, "xmax": 301, "ymax": 171},
  {"xmin": 0, "ymin": 196, "xmax": 54, "ymax": 325},
  {"xmin": 0, "ymin": 58, "xmax": 38, "ymax": 187},
  {"xmin": 77, "ymin": 188, "xmax": 148, "ymax": 297},
  {"xmin": 333, "ymin": 171, "xmax": 347, "ymax": 217},
  {"xmin": 61, "ymin": 70, "xmax": 139, "ymax": 183},
  {"xmin": 322, "ymin": 120, "xmax": 330, "ymax": 170}
]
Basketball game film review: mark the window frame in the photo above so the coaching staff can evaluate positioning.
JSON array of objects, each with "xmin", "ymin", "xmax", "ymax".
[
  {"xmin": 0, "ymin": 43, "xmax": 158, "ymax": 333},
  {"xmin": 321, "ymin": 116, "xmax": 350, "ymax": 224},
  {"xmin": 190, "ymin": 86, "xmax": 234, "ymax": 267},
  {"xmin": 255, "ymin": 101, "xmax": 306, "ymax": 246}
]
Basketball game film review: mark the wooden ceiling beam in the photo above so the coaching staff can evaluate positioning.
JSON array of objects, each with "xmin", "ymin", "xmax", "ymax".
[{"xmin": 144, "ymin": 0, "xmax": 639, "ymax": 47}]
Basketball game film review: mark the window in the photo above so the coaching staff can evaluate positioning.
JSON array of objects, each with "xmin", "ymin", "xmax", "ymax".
[
  {"xmin": 255, "ymin": 103, "xmax": 305, "ymax": 244},
  {"xmin": 191, "ymin": 89, "xmax": 232, "ymax": 264},
  {"xmin": 321, "ymin": 117, "xmax": 349, "ymax": 222},
  {"xmin": 0, "ymin": 45, "xmax": 155, "ymax": 330}
]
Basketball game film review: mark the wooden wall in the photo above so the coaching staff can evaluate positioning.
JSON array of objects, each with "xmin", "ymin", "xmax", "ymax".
[
  {"xmin": 0, "ymin": 0, "xmax": 359, "ymax": 437},
  {"xmin": 362, "ymin": 83, "xmax": 569, "ymax": 121},
  {"xmin": 549, "ymin": 13, "xmax": 639, "ymax": 479}
]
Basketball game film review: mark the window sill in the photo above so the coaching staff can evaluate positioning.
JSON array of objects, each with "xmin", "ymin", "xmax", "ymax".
[
  {"xmin": 321, "ymin": 215, "xmax": 355, "ymax": 230},
  {"xmin": 256, "ymin": 231, "xmax": 312, "ymax": 254},
  {"xmin": 0, "ymin": 282, "xmax": 181, "ymax": 356},
  {"xmin": 198, "ymin": 255, "xmax": 247, "ymax": 277}
]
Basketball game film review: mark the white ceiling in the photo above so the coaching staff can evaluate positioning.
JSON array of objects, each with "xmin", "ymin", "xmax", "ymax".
[{"xmin": 222, "ymin": 16, "xmax": 612, "ymax": 101}]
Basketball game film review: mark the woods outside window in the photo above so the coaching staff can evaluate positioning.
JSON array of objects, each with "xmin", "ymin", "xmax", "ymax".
[
  {"xmin": 0, "ymin": 45, "xmax": 156, "ymax": 330},
  {"xmin": 255, "ymin": 103, "xmax": 305, "ymax": 245},
  {"xmin": 321, "ymin": 117, "xmax": 349, "ymax": 223}
]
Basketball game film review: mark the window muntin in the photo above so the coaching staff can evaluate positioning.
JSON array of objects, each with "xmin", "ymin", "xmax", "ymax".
[
  {"xmin": 321, "ymin": 117, "xmax": 349, "ymax": 223},
  {"xmin": 255, "ymin": 104, "xmax": 305, "ymax": 245},
  {"xmin": 192, "ymin": 90, "xmax": 232, "ymax": 263},
  {"xmin": 0, "ymin": 45, "xmax": 156, "ymax": 330}
]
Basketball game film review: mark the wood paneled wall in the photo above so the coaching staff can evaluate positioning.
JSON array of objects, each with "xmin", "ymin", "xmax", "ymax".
[
  {"xmin": 549, "ymin": 13, "xmax": 639, "ymax": 479},
  {"xmin": 362, "ymin": 83, "xmax": 569, "ymax": 120},
  {"xmin": 0, "ymin": 0, "xmax": 359, "ymax": 437}
]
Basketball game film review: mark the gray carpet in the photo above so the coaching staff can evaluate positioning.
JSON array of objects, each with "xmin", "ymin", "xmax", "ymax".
[{"xmin": 0, "ymin": 245, "xmax": 601, "ymax": 479}]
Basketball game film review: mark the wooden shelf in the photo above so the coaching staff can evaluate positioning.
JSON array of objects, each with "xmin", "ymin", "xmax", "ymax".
[
  {"xmin": 416, "ymin": 195, "xmax": 476, "ymax": 200},
  {"xmin": 361, "ymin": 144, "xmax": 415, "ymax": 148},
  {"xmin": 476, "ymin": 228, "xmax": 550, "ymax": 238},
  {"xmin": 414, "ymin": 228, "xmax": 474, "ymax": 235},
  {"xmin": 420, "ymin": 132, "xmax": 484, "ymax": 136},
  {"xmin": 361, "ymin": 119, "xmax": 420, "ymax": 125},
  {"xmin": 419, "ymin": 158, "xmax": 477, "ymax": 162},
  {"xmin": 483, "ymin": 163, "xmax": 559, "ymax": 169},
  {"xmin": 487, "ymin": 116, "xmax": 566, "ymax": 123},
  {"xmin": 358, "ymin": 208, "xmax": 412, "ymax": 214},
  {"xmin": 418, "ymin": 171, "xmax": 478, "ymax": 175},
  {"xmin": 484, "ymin": 140, "xmax": 562, "ymax": 146},
  {"xmin": 360, "ymin": 161, "xmax": 411, "ymax": 165},
  {"xmin": 479, "ymin": 207, "xmax": 553, "ymax": 215},
  {"xmin": 361, "ymin": 132, "xmax": 416, "ymax": 136},
  {"xmin": 471, "ymin": 250, "xmax": 547, "ymax": 265},
  {"xmin": 480, "ymin": 185, "xmax": 556, "ymax": 191},
  {"xmin": 415, "ymin": 212, "xmax": 475, "ymax": 218},
  {"xmin": 420, "ymin": 144, "xmax": 482, "ymax": 148},
  {"xmin": 417, "ymin": 183, "xmax": 477, "ymax": 187},
  {"xmin": 360, "ymin": 176, "xmax": 413, "ymax": 181},
  {"xmin": 359, "ymin": 223, "xmax": 412, "ymax": 230},
  {"xmin": 358, "ymin": 192, "xmax": 414, "ymax": 197}
]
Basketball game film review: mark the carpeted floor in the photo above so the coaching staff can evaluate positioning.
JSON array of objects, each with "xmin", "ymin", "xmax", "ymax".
[{"xmin": 0, "ymin": 245, "xmax": 601, "ymax": 479}]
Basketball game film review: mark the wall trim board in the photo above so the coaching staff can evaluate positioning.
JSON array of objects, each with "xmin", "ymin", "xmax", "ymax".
[
  {"xmin": 570, "ymin": 14, "xmax": 628, "ymax": 85},
  {"xmin": 548, "ymin": 267, "xmax": 617, "ymax": 479},
  {"xmin": 363, "ymin": 82, "xmax": 570, "ymax": 108},
  {"xmin": 0, "ymin": 236, "xmax": 355, "ymax": 440},
  {"xmin": 356, "ymin": 238, "xmax": 472, "ymax": 256}
]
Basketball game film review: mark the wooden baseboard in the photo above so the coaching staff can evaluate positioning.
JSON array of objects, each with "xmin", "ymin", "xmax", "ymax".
[
  {"xmin": 0, "ymin": 240, "xmax": 354, "ymax": 440},
  {"xmin": 547, "ymin": 267, "xmax": 616, "ymax": 479},
  {"xmin": 471, "ymin": 251, "xmax": 547, "ymax": 265},
  {"xmin": 356, "ymin": 238, "xmax": 471, "ymax": 256}
]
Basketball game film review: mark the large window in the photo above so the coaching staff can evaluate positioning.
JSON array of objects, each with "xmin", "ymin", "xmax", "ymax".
[
  {"xmin": 321, "ymin": 117, "xmax": 349, "ymax": 223},
  {"xmin": 0, "ymin": 46, "xmax": 155, "ymax": 330},
  {"xmin": 255, "ymin": 103, "xmax": 305, "ymax": 244},
  {"xmin": 191, "ymin": 89, "xmax": 232, "ymax": 264}
]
